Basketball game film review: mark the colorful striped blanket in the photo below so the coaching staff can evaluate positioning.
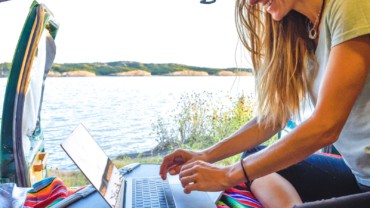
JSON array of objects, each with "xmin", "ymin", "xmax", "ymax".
[
  {"xmin": 217, "ymin": 183, "xmax": 263, "ymax": 208},
  {"xmin": 23, "ymin": 177, "xmax": 262, "ymax": 207},
  {"xmin": 24, "ymin": 177, "xmax": 84, "ymax": 208}
]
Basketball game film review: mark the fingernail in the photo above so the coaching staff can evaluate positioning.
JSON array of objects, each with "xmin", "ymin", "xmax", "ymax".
[{"xmin": 169, "ymin": 170, "xmax": 176, "ymax": 175}]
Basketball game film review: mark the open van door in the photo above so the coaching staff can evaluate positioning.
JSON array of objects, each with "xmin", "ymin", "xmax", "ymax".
[{"xmin": 0, "ymin": 1, "xmax": 58, "ymax": 187}]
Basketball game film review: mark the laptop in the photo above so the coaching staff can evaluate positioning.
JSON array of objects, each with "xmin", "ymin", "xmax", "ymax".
[{"xmin": 60, "ymin": 123, "xmax": 222, "ymax": 208}]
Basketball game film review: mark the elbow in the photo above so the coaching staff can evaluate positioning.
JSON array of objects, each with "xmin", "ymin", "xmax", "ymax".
[
  {"xmin": 320, "ymin": 128, "xmax": 341, "ymax": 147},
  {"xmin": 308, "ymin": 115, "xmax": 344, "ymax": 147}
]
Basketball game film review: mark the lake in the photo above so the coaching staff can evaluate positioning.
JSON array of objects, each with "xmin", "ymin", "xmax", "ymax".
[{"xmin": 0, "ymin": 76, "xmax": 255, "ymax": 170}]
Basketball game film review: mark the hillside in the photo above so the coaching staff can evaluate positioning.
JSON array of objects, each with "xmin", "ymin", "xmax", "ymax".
[{"xmin": 0, "ymin": 61, "xmax": 253, "ymax": 77}]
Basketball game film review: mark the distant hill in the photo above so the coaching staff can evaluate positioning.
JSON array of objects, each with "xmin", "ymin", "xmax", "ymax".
[{"xmin": 0, "ymin": 61, "xmax": 253, "ymax": 77}]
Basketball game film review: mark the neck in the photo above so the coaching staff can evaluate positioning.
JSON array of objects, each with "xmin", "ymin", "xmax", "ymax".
[{"xmin": 293, "ymin": 0, "xmax": 324, "ymax": 24}]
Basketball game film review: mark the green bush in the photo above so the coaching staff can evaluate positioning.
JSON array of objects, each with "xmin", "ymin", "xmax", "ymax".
[{"xmin": 152, "ymin": 92, "xmax": 256, "ymax": 151}]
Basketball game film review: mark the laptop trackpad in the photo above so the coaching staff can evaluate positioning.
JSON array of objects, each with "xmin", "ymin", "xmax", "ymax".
[{"xmin": 170, "ymin": 184, "xmax": 217, "ymax": 208}]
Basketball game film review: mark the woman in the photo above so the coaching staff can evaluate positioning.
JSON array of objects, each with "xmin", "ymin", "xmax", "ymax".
[{"xmin": 160, "ymin": 0, "xmax": 370, "ymax": 207}]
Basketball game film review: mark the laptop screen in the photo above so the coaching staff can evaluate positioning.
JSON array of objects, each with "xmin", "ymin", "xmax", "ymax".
[{"xmin": 61, "ymin": 124, "xmax": 123, "ymax": 207}]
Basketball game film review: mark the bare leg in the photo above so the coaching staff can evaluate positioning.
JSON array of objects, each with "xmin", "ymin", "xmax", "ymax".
[{"xmin": 251, "ymin": 173, "xmax": 303, "ymax": 208}]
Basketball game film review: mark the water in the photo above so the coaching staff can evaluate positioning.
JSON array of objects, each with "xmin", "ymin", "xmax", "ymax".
[{"xmin": 0, "ymin": 76, "xmax": 254, "ymax": 170}]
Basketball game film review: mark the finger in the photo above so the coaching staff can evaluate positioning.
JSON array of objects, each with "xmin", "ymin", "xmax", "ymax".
[
  {"xmin": 168, "ymin": 164, "xmax": 183, "ymax": 175},
  {"xmin": 171, "ymin": 161, "xmax": 189, "ymax": 175},
  {"xmin": 168, "ymin": 155, "xmax": 186, "ymax": 174},
  {"xmin": 179, "ymin": 164, "xmax": 197, "ymax": 179},
  {"xmin": 160, "ymin": 153, "xmax": 186, "ymax": 179},
  {"xmin": 181, "ymin": 160, "xmax": 202, "ymax": 172},
  {"xmin": 180, "ymin": 175, "xmax": 197, "ymax": 188},
  {"xmin": 180, "ymin": 160, "xmax": 204, "ymax": 178},
  {"xmin": 159, "ymin": 154, "xmax": 175, "ymax": 179},
  {"xmin": 180, "ymin": 161, "xmax": 194, "ymax": 172},
  {"xmin": 170, "ymin": 156, "xmax": 198, "ymax": 175},
  {"xmin": 184, "ymin": 182, "xmax": 200, "ymax": 194}
]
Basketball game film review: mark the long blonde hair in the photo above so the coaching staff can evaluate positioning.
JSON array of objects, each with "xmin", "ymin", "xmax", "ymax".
[{"xmin": 235, "ymin": 0, "xmax": 316, "ymax": 128}]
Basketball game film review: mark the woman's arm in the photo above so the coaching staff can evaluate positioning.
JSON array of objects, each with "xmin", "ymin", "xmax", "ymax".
[
  {"xmin": 159, "ymin": 116, "xmax": 281, "ymax": 179},
  {"xmin": 230, "ymin": 35, "xmax": 370, "ymax": 185},
  {"xmin": 180, "ymin": 35, "xmax": 370, "ymax": 192},
  {"xmin": 202, "ymin": 117, "xmax": 282, "ymax": 163}
]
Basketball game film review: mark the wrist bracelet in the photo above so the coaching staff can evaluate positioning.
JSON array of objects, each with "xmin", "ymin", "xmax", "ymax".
[{"xmin": 240, "ymin": 158, "xmax": 253, "ymax": 189}]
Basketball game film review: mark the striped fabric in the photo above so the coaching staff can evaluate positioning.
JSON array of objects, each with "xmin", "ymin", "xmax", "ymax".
[
  {"xmin": 24, "ymin": 177, "xmax": 83, "ymax": 208},
  {"xmin": 217, "ymin": 183, "xmax": 263, "ymax": 208}
]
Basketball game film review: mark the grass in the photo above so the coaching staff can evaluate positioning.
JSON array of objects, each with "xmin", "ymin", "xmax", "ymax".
[
  {"xmin": 47, "ymin": 169, "xmax": 89, "ymax": 187},
  {"xmin": 47, "ymin": 156, "xmax": 164, "ymax": 187}
]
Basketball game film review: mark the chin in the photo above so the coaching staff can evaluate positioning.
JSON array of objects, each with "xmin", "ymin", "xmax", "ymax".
[
  {"xmin": 268, "ymin": 11, "xmax": 286, "ymax": 21},
  {"xmin": 273, "ymin": 16, "xmax": 284, "ymax": 21}
]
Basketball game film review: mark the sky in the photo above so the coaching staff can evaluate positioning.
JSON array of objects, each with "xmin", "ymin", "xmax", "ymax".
[{"xmin": 0, "ymin": 0, "xmax": 251, "ymax": 68}]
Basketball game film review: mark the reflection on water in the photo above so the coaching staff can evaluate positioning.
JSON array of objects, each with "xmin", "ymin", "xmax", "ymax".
[{"xmin": 0, "ymin": 76, "xmax": 254, "ymax": 170}]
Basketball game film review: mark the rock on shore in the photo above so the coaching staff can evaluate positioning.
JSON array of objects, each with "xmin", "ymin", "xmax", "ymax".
[
  {"xmin": 217, "ymin": 71, "xmax": 253, "ymax": 76},
  {"xmin": 48, "ymin": 70, "xmax": 96, "ymax": 77},
  {"xmin": 167, "ymin": 70, "xmax": 208, "ymax": 76},
  {"xmin": 111, "ymin": 70, "xmax": 151, "ymax": 76}
]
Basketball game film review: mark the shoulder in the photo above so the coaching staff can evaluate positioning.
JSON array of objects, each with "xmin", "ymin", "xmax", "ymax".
[
  {"xmin": 325, "ymin": 0, "xmax": 370, "ymax": 47},
  {"xmin": 326, "ymin": 0, "xmax": 370, "ymax": 23},
  {"xmin": 327, "ymin": 0, "xmax": 370, "ymax": 17}
]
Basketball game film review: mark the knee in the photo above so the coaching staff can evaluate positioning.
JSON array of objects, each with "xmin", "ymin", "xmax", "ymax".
[{"xmin": 250, "ymin": 173, "xmax": 302, "ymax": 208}]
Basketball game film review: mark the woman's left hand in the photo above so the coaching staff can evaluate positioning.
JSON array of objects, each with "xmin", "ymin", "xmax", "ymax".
[{"xmin": 179, "ymin": 160, "xmax": 233, "ymax": 194}]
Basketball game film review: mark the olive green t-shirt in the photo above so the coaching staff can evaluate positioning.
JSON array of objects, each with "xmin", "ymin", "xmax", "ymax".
[{"xmin": 311, "ymin": 0, "xmax": 370, "ymax": 186}]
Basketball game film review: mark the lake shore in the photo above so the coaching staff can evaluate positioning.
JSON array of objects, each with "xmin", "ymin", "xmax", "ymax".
[
  {"xmin": 0, "ymin": 70, "xmax": 254, "ymax": 77},
  {"xmin": 1, "ymin": 61, "xmax": 254, "ymax": 77},
  {"xmin": 46, "ymin": 70, "xmax": 253, "ymax": 77}
]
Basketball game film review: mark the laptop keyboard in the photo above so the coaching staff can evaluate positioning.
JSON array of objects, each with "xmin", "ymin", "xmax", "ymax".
[{"xmin": 132, "ymin": 177, "xmax": 176, "ymax": 208}]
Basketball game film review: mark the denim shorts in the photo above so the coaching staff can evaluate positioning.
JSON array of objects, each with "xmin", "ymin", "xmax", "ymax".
[{"xmin": 242, "ymin": 145, "xmax": 369, "ymax": 202}]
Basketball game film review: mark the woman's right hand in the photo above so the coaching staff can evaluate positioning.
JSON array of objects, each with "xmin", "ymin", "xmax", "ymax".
[{"xmin": 159, "ymin": 149, "xmax": 206, "ymax": 180}]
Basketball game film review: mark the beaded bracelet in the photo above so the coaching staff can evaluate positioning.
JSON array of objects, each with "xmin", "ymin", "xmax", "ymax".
[{"xmin": 240, "ymin": 158, "xmax": 253, "ymax": 189}]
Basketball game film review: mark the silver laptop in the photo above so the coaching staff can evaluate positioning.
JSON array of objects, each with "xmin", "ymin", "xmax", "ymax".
[{"xmin": 61, "ymin": 124, "xmax": 222, "ymax": 208}]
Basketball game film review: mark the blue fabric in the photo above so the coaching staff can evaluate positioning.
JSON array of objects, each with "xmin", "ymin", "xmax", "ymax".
[
  {"xmin": 0, "ymin": 183, "xmax": 30, "ymax": 208},
  {"xmin": 28, "ymin": 177, "xmax": 56, "ymax": 193}
]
